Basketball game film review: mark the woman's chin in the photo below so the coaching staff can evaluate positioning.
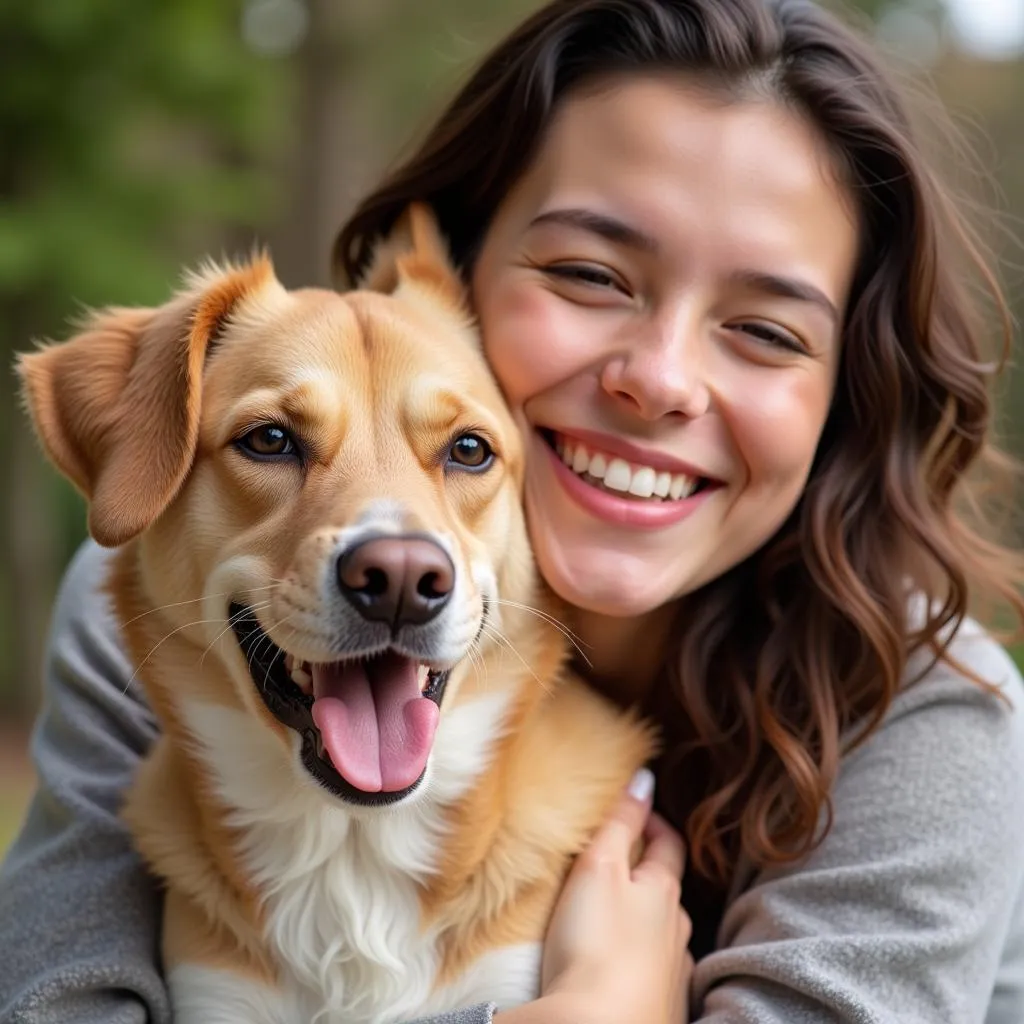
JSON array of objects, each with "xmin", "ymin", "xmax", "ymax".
[{"xmin": 532, "ymin": 536, "xmax": 680, "ymax": 620}]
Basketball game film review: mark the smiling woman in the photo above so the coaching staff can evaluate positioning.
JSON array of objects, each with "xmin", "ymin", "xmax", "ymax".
[{"xmin": 472, "ymin": 79, "xmax": 853, "ymax": 619}]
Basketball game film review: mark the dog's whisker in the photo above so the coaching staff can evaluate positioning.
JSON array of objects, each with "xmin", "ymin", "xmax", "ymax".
[
  {"xmin": 256, "ymin": 613, "xmax": 299, "ymax": 664},
  {"xmin": 492, "ymin": 598, "xmax": 593, "ymax": 668},
  {"xmin": 277, "ymin": 625, "xmax": 302, "ymax": 670},
  {"xmin": 120, "ymin": 584, "xmax": 284, "ymax": 629},
  {"xmin": 463, "ymin": 639, "xmax": 487, "ymax": 685},
  {"xmin": 490, "ymin": 598, "xmax": 584, "ymax": 642},
  {"xmin": 123, "ymin": 615, "xmax": 245, "ymax": 697},
  {"xmin": 479, "ymin": 624, "xmax": 553, "ymax": 697},
  {"xmin": 243, "ymin": 610, "xmax": 287, "ymax": 682},
  {"xmin": 473, "ymin": 645, "xmax": 490, "ymax": 686},
  {"xmin": 199, "ymin": 601, "xmax": 276, "ymax": 669},
  {"xmin": 480, "ymin": 625, "xmax": 549, "ymax": 696},
  {"xmin": 251, "ymin": 613, "xmax": 299, "ymax": 694}
]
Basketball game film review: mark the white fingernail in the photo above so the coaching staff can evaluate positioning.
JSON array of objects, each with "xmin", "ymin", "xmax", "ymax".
[{"xmin": 628, "ymin": 767, "xmax": 655, "ymax": 803}]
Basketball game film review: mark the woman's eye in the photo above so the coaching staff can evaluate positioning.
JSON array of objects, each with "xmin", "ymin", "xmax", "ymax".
[
  {"xmin": 732, "ymin": 322, "xmax": 807, "ymax": 354},
  {"xmin": 237, "ymin": 424, "xmax": 297, "ymax": 459},
  {"xmin": 447, "ymin": 433, "xmax": 495, "ymax": 472},
  {"xmin": 544, "ymin": 263, "xmax": 623, "ymax": 291}
]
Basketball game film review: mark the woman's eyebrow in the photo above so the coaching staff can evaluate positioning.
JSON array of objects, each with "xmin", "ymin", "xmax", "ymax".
[
  {"xmin": 730, "ymin": 269, "xmax": 839, "ymax": 326},
  {"xmin": 529, "ymin": 207, "xmax": 660, "ymax": 254},
  {"xmin": 528, "ymin": 210, "xmax": 840, "ymax": 324}
]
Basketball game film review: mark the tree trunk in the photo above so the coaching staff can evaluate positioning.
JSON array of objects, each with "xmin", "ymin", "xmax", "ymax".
[{"xmin": 270, "ymin": 0, "xmax": 384, "ymax": 289}]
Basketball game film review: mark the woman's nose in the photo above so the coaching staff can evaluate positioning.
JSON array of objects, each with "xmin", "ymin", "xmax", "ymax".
[{"xmin": 599, "ymin": 315, "xmax": 711, "ymax": 421}]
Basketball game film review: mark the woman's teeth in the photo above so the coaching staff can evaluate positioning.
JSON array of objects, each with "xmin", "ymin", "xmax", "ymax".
[{"xmin": 555, "ymin": 437, "xmax": 698, "ymax": 501}]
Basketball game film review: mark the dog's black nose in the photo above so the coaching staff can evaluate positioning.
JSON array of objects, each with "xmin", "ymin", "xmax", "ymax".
[{"xmin": 337, "ymin": 536, "xmax": 455, "ymax": 629}]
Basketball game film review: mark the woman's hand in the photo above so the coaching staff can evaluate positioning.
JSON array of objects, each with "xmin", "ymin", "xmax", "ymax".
[{"xmin": 540, "ymin": 769, "xmax": 693, "ymax": 1024}]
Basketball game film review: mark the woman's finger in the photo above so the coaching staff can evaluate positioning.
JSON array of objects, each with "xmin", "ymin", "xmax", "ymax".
[
  {"xmin": 634, "ymin": 810, "xmax": 686, "ymax": 884},
  {"xmin": 581, "ymin": 767, "xmax": 656, "ymax": 867}
]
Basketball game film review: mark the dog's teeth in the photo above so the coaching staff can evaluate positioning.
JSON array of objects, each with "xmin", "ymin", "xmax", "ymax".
[
  {"xmin": 291, "ymin": 667, "xmax": 312, "ymax": 693},
  {"xmin": 284, "ymin": 653, "xmax": 295, "ymax": 674},
  {"xmin": 418, "ymin": 664, "xmax": 430, "ymax": 693}
]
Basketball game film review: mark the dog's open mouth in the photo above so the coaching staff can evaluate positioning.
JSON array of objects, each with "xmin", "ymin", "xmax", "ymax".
[{"xmin": 229, "ymin": 603, "xmax": 450, "ymax": 806}]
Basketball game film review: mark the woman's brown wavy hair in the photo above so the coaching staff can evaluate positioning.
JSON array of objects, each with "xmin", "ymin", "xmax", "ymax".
[{"xmin": 333, "ymin": 0, "xmax": 1024, "ymax": 895}]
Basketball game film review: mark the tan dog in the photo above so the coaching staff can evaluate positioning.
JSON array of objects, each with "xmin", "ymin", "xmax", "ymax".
[{"xmin": 18, "ymin": 205, "xmax": 655, "ymax": 1024}]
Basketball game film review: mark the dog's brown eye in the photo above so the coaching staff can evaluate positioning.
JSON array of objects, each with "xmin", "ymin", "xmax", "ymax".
[
  {"xmin": 238, "ymin": 425, "xmax": 296, "ymax": 459},
  {"xmin": 448, "ymin": 434, "xmax": 494, "ymax": 471}
]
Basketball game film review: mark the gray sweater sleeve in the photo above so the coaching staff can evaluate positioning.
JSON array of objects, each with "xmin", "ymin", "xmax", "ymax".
[
  {"xmin": 0, "ymin": 541, "xmax": 167, "ymax": 1024},
  {"xmin": 0, "ymin": 540, "xmax": 494, "ymax": 1024},
  {"xmin": 692, "ymin": 621, "xmax": 1024, "ymax": 1024}
]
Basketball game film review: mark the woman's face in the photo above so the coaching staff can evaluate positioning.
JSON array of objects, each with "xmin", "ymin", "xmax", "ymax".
[{"xmin": 472, "ymin": 75, "xmax": 859, "ymax": 620}]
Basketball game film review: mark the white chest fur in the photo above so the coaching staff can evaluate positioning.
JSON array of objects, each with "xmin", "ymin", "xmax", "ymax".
[{"xmin": 177, "ymin": 691, "xmax": 527, "ymax": 1024}]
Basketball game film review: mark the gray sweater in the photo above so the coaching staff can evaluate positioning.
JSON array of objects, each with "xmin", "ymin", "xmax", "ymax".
[{"xmin": 2, "ymin": 540, "xmax": 1024, "ymax": 1024}]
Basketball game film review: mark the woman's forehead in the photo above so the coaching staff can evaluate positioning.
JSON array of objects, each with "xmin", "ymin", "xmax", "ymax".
[{"xmin": 489, "ymin": 75, "xmax": 860, "ymax": 313}]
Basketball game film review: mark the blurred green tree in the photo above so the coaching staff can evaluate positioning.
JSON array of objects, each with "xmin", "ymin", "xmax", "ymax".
[{"xmin": 0, "ymin": 0, "xmax": 289, "ymax": 717}]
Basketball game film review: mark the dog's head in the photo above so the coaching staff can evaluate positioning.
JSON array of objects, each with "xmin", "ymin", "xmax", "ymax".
[{"xmin": 19, "ymin": 204, "xmax": 536, "ymax": 808}]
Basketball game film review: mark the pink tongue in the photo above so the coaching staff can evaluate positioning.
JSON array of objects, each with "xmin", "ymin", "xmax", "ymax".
[{"xmin": 310, "ymin": 654, "xmax": 439, "ymax": 793}]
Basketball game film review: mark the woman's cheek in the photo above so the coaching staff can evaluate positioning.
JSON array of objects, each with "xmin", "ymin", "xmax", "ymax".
[
  {"xmin": 726, "ymin": 371, "xmax": 833, "ymax": 490},
  {"xmin": 482, "ymin": 282, "xmax": 583, "ymax": 407}
]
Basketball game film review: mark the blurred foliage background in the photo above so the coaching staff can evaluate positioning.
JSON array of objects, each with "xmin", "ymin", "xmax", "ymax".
[{"xmin": 2, "ymin": 0, "xmax": 1023, "ymax": 846}]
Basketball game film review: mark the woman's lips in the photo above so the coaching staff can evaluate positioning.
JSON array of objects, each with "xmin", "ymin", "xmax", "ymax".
[{"xmin": 537, "ymin": 431, "xmax": 719, "ymax": 529}]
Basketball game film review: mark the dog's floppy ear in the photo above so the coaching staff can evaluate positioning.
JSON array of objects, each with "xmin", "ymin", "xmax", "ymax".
[
  {"xmin": 17, "ymin": 256, "xmax": 278, "ymax": 547},
  {"xmin": 358, "ymin": 202, "xmax": 468, "ymax": 318}
]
